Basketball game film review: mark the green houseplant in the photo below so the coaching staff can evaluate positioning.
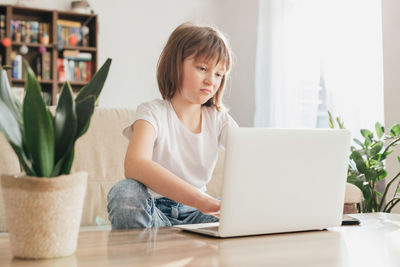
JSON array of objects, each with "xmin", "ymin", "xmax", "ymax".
[
  {"xmin": 0, "ymin": 58, "xmax": 111, "ymax": 259},
  {"xmin": 328, "ymin": 112, "xmax": 400, "ymax": 213}
]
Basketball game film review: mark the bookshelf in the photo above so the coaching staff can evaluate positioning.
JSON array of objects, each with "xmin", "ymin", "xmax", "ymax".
[{"xmin": 0, "ymin": 4, "xmax": 98, "ymax": 105}]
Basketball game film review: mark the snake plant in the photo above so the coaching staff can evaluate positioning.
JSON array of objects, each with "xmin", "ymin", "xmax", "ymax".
[{"xmin": 0, "ymin": 58, "xmax": 112, "ymax": 177}]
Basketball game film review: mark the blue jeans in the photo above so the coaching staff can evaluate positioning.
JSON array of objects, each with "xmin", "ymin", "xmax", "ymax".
[{"xmin": 107, "ymin": 179, "xmax": 219, "ymax": 229}]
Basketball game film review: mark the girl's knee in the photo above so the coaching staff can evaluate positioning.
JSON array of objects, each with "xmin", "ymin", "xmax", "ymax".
[
  {"xmin": 107, "ymin": 179, "xmax": 154, "ymax": 229},
  {"xmin": 108, "ymin": 179, "xmax": 149, "ymax": 202}
]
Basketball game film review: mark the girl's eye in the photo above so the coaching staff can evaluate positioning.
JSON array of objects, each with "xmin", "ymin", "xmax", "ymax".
[
  {"xmin": 216, "ymin": 73, "xmax": 223, "ymax": 78},
  {"xmin": 199, "ymin": 67, "xmax": 206, "ymax": 71}
]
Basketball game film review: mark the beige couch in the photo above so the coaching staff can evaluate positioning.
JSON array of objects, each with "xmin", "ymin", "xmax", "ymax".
[{"xmin": 0, "ymin": 108, "xmax": 362, "ymax": 231}]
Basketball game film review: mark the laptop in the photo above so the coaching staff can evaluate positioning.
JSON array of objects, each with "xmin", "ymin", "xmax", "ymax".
[{"xmin": 174, "ymin": 127, "xmax": 351, "ymax": 237}]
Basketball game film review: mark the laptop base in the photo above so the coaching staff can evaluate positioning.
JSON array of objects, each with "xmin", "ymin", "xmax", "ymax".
[{"xmin": 174, "ymin": 222, "xmax": 220, "ymax": 237}]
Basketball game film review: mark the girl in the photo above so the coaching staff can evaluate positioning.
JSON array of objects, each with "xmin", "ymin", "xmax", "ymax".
[{"xmin": 107, "ymin": 22, "xmax": 238, "ymax": 229}]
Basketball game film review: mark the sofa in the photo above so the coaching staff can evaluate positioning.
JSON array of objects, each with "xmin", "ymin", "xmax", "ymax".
[{"xmin": 0, "ymin": 108, "xmax": 362, "ymax": 231}]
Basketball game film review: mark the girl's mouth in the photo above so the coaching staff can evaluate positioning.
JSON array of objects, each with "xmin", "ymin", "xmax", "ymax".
[{"xmin": 200, "ymin": 89, "xmax": 211, "ymax": 94}]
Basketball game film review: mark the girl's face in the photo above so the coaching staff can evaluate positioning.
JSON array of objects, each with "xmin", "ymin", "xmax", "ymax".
[{"xmin": 177, "ymin": 55, "xmax": 226, "ymax": 106}]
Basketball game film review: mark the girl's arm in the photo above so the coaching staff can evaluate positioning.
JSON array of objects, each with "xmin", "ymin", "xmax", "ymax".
[{"xmin": 124, "ymin": 120, "xmax": 220, "ymax": 215}]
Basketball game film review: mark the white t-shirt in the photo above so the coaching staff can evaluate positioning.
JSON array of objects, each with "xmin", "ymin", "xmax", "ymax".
[{"xmin": 123, "ymin": 99, "xmax": 238, "ymax": 199}]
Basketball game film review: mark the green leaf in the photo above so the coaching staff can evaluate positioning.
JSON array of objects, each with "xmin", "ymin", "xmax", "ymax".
[
  {"xmin": 10, "ymin": 143, "xmax": 36, "ymax": 176},
  {"xmin": 51, "ymin": 149, "xmax": 74, "ymax": 176},
  {"xmin": 353, "ymin": 138, "xmax": 364, "ymax": 148},
  {"xmin": 0, "ymin": 68, "xmax": 23, "ymax": 125},
  {"xmin": 351, "ymin": 151, "xmax": 368, "ymax": 174},
  {"xmin": 23, "ymin": 62, "xmax": 54, "ymax": 177},
  {"xmin": 0, "ymin": 98, "xmax": 23, "ymax": 148},
  {"xmin": 376, "ymin": 169, "xmax": 387, "ymax": 181},
  {"xmin": 361, "ymin": 129, "xmax": 373, "ymax": 140},
  {"xmin": 60, "ymin": 148, "xmax": 74, "ymax": 175},
  {"xmin": 54, "ymin": 82, "xmax": 77, "ymax": 166},
  {"xmin": 75, "ymin": 95, "xmax": 96, "ymax": 139},
  {"xmin": 365, "ymin": 137, "xmax": 373, "ymax": 148},
  {"xmin": 75, "ymin": 58, "xmax": 112, "ymax": 104},
  {"xmin": 328, "ymin": 111, "xmax": 334, "ymax": 128},
  {"xmin": 371, "ymin": 141, "xmax": 383, "ymax": 155},
  {"xmin": 0, "ymin": 107, "xmax": 33, "ymax": 176},
  {"xmin": 336, "ymin": 117, "xmax": 345, "ymax": 129},
  {"xmin": 347, "ymin": 173, "xmax": 373, "ymax": 211},
  {"xmin": 370, "ymin": 153, "xmax": 382, "ymax": 162},
  {"xmin": 375, "ymin": 122, "xmax": 384, "ymax": 139},
  {"xmin": 365, "ymin": 169, "xmax": 377, "ymax": 181},
  {"xmin": 390, "ymin": 124, "xmax": 400, "ymax": 137},
  {"xmin": 347, "ymin": 173, "xmax": 360, "ymax": 185}
]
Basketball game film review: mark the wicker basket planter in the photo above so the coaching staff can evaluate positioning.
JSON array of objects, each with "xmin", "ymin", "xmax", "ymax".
[{"xmin": 1, "ymin": 171, "xmax": 87, "ymax": 259}]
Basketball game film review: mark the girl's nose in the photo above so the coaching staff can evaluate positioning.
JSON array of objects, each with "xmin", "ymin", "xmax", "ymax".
[{"xmin": 204, "ymin": 74, "xmax": 215, "ymax": 86}]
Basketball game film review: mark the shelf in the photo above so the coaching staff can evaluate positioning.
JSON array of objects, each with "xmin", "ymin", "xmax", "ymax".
[
  {"xmin": 2, "ymin": 4, "xmax": 98, "ymax": 106},
  {"xmin": 58, "ymin": 11, "xmax": 97, "ymax": 19},
  {"xmin": 61, "ymin": 46, "xmax": 97, "ymax": 52},
  {"xmin": 11, "ymin": 43, "xmax": 97, "ymax": 52},
  {"xmin": 58, "ymin": 81, "xmax": 88, "ymax": 86},
  {"xmin": 12, "ymin": 79, "xmax": 53, "ymax": 84},
  {"xmin": 12, "ymin": 42, "xmax": 53, "ymax": 48}
]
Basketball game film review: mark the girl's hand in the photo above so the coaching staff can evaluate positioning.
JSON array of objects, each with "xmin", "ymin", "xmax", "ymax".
[{"xmin": 195, "ymin": 193, "xmax": 221, "ymax": 215}]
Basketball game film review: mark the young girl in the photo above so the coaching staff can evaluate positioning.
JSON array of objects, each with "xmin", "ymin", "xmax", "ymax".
[{"xmin": 107, "ymin": 22, "xmax": 238, "ymax": 229}]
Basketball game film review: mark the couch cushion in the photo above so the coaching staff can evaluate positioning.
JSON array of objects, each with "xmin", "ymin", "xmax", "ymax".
[
  {"xmin": 71, "ymin": 108, "xmax": 135, "ymax": 226},
  {"xmin": 72, "ymin": 107, "xmax": 225, "ymax": 226},
  {"xmin": 0, "ymin": 133, "xmax": 21, "ymax": 231}
]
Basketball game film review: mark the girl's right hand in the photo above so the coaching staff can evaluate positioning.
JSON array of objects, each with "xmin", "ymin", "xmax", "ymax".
[{"xmin": 196, "ymin": 193, "xmax": 221, "ymax": 216}]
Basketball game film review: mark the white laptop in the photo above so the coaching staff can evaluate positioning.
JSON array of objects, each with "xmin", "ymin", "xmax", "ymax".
[{"xmin": 174, "ymin": 127, "xmax": 351, "ymax": 238}]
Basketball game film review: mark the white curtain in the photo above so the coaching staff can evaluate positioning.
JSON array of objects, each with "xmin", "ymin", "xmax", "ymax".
[{"xmin": 254, "ymin": 0, "xmax": 384, "ymax": 139}]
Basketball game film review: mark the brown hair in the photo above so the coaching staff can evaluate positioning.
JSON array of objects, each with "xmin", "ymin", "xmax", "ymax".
[{"xmin": 157, "ymin": 22, "xmax": 232, "ymax": 111}]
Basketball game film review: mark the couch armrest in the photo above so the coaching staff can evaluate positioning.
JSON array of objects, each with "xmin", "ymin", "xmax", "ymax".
[{"xmin": 344, "ymin": 183, "xmax": 362, "ymax": 204}]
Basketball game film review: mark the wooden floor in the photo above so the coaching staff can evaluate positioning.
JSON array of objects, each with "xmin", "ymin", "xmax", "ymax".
[{"xmin": 0, "ymin": 213, "xmax": 400, "ymax": 266}]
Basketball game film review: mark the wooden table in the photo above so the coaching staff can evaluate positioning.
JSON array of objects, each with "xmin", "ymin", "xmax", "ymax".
[{"xmin": 0, "ymin": 213, "xmax": 399, "ymax": 266}]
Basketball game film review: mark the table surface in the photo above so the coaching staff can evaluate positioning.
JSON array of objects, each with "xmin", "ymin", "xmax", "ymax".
[{"xmin": 0, "ymin": 213, "xmax": 399, "ymax": 267}]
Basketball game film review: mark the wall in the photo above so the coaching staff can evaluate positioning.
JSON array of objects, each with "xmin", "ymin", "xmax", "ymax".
[
  {"xmin": 212, "ymin": 0, "xmax": 259, "ymax": 126},
  {"xmin": 1, "ymin": 0, "xmax": 259, "ymax": 126},
  {"xmin": 4, "ymin": 0, "xmax": 400, "ymax": 211},
  {"xmin": 382, "ymin": 0, "xmax": 400, "ymax": 213},
  {"xmin": 95, "ymin": 0, "xmax": 258, "ymax": 127}
]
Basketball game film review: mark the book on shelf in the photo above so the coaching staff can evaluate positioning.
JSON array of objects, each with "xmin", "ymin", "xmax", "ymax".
[
  {"xmin": 57, "ymin": 58, "xmax": 66, "ymax": 82},
  {"xmin": 58, "ymin": 57, "xmax": 92, "ymax": 83},
  {"xmin": 11, "ymin": 20, "xmax": 50, "ymax": 44},
  {"xmin": 57, "ymin": 19, "xmax": 84, "ymax": 47},
  {"xmin": 63, "ymin": 50, "xmax": 92, "ymax": 61},
  {"xmin": 0, "ymin": 14, "xmax": 5, "ymax": 41},
  {"xmin": 36, "ymin": 56, "xmax": 42, "ymax": 80},
  {"xmin": 11, "ymin": 53, "xmax": 23, "ymax": 79},
  {"xmin": 11, "ymin": 52, "xmax": 51, "ymax": 81},
  {"xmin": 41, "ymin": 52, "xmax": 51, "ymax": 80}
]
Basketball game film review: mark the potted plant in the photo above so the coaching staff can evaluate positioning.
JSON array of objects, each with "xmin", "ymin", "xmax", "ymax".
[
  {"xmin": 328, "ymin": 112, "xmax": 400, "ymax": 213},
  {"xmin": 0, "ymin": 58, "xmax": 111, "ymax": 259}
]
